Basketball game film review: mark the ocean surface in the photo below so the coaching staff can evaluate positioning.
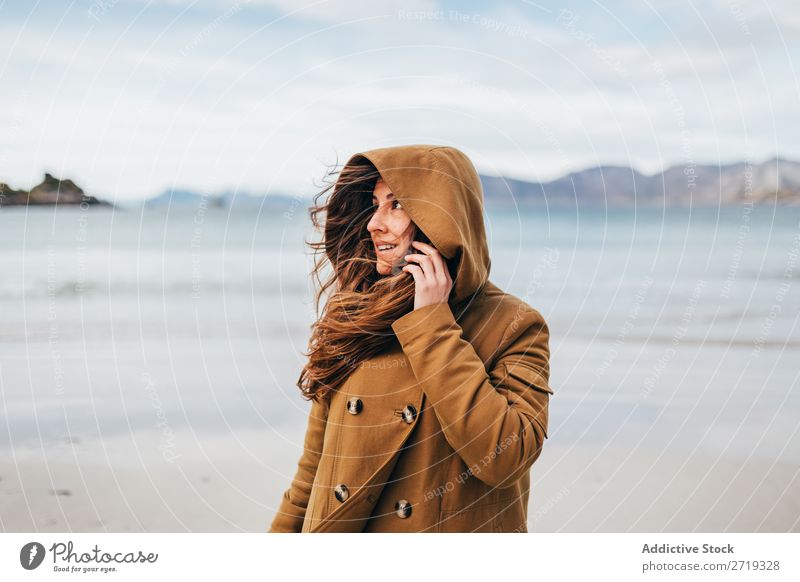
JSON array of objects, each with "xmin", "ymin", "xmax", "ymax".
[{"xmin": 1, "ymin": 204, "xmax": 798, "ymax": 467}]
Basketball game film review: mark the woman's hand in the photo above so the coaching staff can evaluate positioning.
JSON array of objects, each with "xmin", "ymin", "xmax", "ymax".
[{"xmin": 401, "ymin": 240, "xmax": 454, "ymax": 311}]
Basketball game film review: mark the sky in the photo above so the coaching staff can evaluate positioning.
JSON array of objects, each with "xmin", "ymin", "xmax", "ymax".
[{"xmin": 0, "ymin": 0, "xmax": 798, "ymax": 202}]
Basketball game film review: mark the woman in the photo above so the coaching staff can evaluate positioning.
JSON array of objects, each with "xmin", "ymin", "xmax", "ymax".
[{"xmin": 268, "ymin": 144, "xmax": 552, "ymax": 533}]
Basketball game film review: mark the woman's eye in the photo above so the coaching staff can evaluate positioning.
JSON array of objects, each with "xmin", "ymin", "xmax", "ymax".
[{"xmin": 370, "ymin": 200, "xmax": 401, "ymax": 211}]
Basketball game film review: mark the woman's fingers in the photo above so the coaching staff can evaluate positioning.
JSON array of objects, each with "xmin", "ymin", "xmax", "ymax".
[
  {"xmin": 401, "ymin": 263, "xmax": 424, "ymax": 284},
  {"xmin": 404, "ymin": 253, "xmax": 435, "ymax": 278},
  {"xmin": 409, "ymin": 241, "xmax": 443, "ymax": 276},
  {"xmin": 402, "ymin": 241, "xmax": 454, "ymax": 309}
]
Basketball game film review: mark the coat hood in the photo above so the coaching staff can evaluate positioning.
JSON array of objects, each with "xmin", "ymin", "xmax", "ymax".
[{"xmin": 341, "ymin": 144, "xmax": 491, "ymax": 305}]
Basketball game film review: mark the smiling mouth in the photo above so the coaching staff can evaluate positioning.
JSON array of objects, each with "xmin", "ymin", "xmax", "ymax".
[{"xmin": 375, "ymin": 244, "xmax": 397, "ymax": 254}]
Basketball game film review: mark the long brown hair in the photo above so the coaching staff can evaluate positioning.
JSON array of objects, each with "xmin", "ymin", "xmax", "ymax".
[{"xmin": 297, "ymin": 155, "xmax": 433, "ymax": 402}]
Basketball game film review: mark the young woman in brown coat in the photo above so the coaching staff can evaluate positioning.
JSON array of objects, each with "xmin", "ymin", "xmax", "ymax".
[{"xmin": 268, "ymin": 144, "xmax": 552, "ymax": 533}]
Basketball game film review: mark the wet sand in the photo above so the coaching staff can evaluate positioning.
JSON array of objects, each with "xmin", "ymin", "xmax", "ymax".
[{"xmin": 1, "ymin": 431, "xmax": 796, "ymax": 532}]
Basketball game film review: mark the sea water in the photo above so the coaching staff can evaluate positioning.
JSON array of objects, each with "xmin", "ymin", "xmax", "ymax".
[{"xmin": 0, "ymin": 204, "xmax": 798, "ymax": 466}]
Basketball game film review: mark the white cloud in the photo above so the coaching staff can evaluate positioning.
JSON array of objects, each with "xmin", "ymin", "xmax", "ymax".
[{"xmin": 0, "ymin": 0, "xmax": 797, "ymax": 199}]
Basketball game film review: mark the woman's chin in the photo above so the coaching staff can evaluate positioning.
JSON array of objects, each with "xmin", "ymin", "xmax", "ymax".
[{"xmin": 375, "ymin": 260, "xmax": 394, "ymax": 275}]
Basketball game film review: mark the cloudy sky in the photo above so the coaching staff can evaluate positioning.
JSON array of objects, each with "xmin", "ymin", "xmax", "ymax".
[{"xmin": 1, "ymin": 0, "xmax": 798, "ymax": 202}]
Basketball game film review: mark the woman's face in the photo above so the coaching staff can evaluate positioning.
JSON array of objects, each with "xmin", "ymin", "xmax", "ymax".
[{"xmin": 367, "ymin": 178, "xmax": 415, "ymax": 275}]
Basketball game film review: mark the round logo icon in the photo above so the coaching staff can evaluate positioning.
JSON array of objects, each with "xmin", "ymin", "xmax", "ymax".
[{"xmin": 20, "ymin": 542, "xmax": 46, "ymax": 570}]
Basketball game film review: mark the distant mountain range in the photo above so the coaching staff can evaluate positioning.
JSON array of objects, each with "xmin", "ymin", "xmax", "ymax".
[
  {"xmin": 3, "ymin": 157, "xmax": 799, "ymax": 210},
  {"xmin": 481, "ymin": 156, "xmax": 800, "ymax": 208}
]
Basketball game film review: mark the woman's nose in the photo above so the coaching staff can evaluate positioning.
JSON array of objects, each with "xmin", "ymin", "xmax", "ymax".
[{"xmin": 367, "ymin": 208, "xmax": 385, "ymax": 233}]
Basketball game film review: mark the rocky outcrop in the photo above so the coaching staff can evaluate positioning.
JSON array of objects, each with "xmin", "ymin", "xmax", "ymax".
[
  {"xmin": 0, "ymin": 183, "xmax": 28, "ymax": 204},
  {"xmin": 0, "ymin": 173, "xmax": 112, "ymax": 207}
]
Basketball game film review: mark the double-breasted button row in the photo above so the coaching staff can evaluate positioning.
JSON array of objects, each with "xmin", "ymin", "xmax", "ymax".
[
  {"xmin": 395, "ymin": 499, "xmax": 412, "ymax": 518},
  {"xmin": 334, "ymin": 484, "xmax": 411, "ymax": 519},
  {"xmin": 347, "ymin": 398, "xmax": 418, "ymax": 425},
  {"xmin": 334, "ymin": 483, "xmax": 349, "ymax": 502}
]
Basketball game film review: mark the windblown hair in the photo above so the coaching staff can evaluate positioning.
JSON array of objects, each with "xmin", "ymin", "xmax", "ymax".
[{"xmin": 297, "ymin": 156, "xmax": 432, "ymax": 402}]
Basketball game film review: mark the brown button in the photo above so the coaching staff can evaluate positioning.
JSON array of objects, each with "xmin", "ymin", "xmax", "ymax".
[
  {"xmin": 334, "ymin": 483, "xmax": 349, "ymax": 502},
  {"xmin": 395, "ymin": 499, "xmax": 412, "ymax": 518},
  {"xmin": 401, "ymin": 404, "xmax": 417, "ymax": 424},
  {"xmin": 346, "ymin": 397, "xmax": 363, "ymax": 415}
]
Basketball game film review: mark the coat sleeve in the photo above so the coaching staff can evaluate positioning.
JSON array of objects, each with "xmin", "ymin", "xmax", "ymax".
[
  {"xmin": 267, "ymin": 394, "xmax": 329, "ymax": 532},
  {"xmin": 391, "ymin": 301, "xmax": 552, "ymax": 489}
]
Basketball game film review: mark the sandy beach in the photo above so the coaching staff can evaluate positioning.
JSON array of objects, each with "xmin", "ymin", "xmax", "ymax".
[{"xmin": 1, "ymin": 429, "xmax": 797, "ymax": 532}]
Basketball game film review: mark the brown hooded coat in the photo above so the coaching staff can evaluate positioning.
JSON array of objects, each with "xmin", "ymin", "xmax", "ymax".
[{"xmin": 268, "ymin": 144, "xmax": 552, "ymax": 533}]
